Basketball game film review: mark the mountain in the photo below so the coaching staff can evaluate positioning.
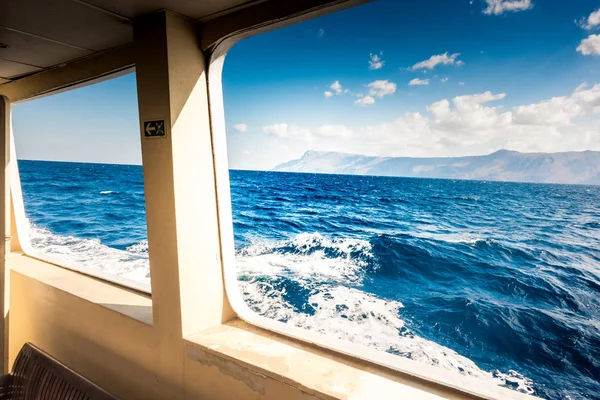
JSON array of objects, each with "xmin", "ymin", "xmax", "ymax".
[{"xmin": 272, "ymin": 149, "xmax": 600, "ymax": 185}]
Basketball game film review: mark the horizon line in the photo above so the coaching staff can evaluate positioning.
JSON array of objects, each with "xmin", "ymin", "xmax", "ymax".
[
  {"xmin": 297, "ymin": 148, "xmax": 600, "ymax": 159},
  {"xmin": 18, "ymin": 158, "xmax": 142, "ymax": 167},
  {"xmin": 18, "ymin": 146, "xmax": 600, "ymax": 168}
]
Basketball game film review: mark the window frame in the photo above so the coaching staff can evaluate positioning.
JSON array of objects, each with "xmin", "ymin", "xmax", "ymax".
[
  {"xmin": 208, "ymin": 48, "xmax": 403, "ymax": 376},
  {"xmin": 9, "ymin": 70, "xmax": 152, "ymax": 295},
  {"xmin": 206, "ymin": 20, "xmax": 542, "ymax": 400}
]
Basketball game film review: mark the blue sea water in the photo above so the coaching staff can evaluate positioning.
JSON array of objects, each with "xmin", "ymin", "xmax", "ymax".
[
  {"xmin": 18, "ymin": 160, "xmax": 149, "ymax": 282},
  {"xmin": 18, "ymin": 160, "xmax": 600, "ymax": 400}
]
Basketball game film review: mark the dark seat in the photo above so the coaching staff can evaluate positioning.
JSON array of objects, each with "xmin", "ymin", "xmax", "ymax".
[{"xmin": 0, "ymin": 343, "xmax": 119, "ymax": 400}]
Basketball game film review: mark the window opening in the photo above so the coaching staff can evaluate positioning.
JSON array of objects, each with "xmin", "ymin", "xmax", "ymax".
[
  {"xmin": 12, "ymin": 72, "xmax": 150, "ymax": 289},
  {"xmin": 219, "ymin": 1, "xmax": 600, "ymax": 399}
]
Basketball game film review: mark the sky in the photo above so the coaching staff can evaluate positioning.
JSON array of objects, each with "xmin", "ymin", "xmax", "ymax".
[
  {"xmin": 13, "ymin": 74, "xmax": 140, "ymax": 165},
  {"xmin": 11, "ymin": 0, "xmax": 600, "ymax": 169}
]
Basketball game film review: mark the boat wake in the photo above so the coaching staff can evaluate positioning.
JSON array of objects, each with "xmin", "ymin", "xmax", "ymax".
[
  {"xmin": 27, "ymin": 224, "xmax": 150, "ymax": 284},
  {"xmin": 236, "ymin": 232, "xmax": 535, "ymax": 395}
]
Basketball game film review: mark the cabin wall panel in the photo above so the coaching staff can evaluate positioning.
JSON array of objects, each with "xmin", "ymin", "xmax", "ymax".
[
  {"xmin": 9, "ymin": 270, "xmax": 161, "ymax": 400},
  {"xmin": 184, "ymin": 353, "xmax": 322, "ymax": 400},
  {"xmin": 8, "ymin": 267, "xmax": 330, "ymax": 400}
]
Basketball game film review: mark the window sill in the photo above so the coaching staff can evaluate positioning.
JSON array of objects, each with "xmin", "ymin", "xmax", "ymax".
[
  {"xmin": 6, "ymin": 253, "xmax": 540, "ymax": 400},
  {"xmin": 7, "ymin": 253, "xmax": 153, "ymax": 326},
  {"xmin": 186, "ymin": 319, "xmax": 540, "ymax": 400}
]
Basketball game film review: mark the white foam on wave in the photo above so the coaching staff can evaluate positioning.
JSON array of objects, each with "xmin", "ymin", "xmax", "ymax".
[
  {"xmin": 25, "ymin": 224, "xmax": 534, "ymax": 394},
  {"xmin": 126, "ymin": 240, "xmax": 148, "ymax": 255},
  {"xmin": 417, "ymin": 232, "xmax": 487, "ymax": 244},
  {"xmin": 411, "ymin": 225, "xmax": 486, "ymax": 244},
  {"xmin": 237, "ymin": 232, "xmax": 371, "ymax": 283},
  {"xmin": 99, "ymin": 190, "xmax": 119, "ymax": 195},
  {"xmin": 28, "ymin": 225, "xmax": 150, "ymax": 285},
  {"xmin": 237, "ymin": 232, "xmax": 535, "ymax": 395}
]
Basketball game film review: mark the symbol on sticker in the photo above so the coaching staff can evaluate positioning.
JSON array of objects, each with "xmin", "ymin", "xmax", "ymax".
[{"xmin": 144, "ymin": 120, "xmax": 166, "ymax": 137}]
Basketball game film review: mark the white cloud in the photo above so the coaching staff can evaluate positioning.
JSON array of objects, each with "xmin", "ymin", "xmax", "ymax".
[
  {"xmin": 367, "ymin": 80, "xmax": 397, "ymax": 98},
  {"xmin": 315, "ymin": 124, "xmax": 354, "ymax": 138},
  {"xmin": 572, "ymin": 83, "xmax": 600, "ymax": 109},
  {"xmin": 410, "ymin": 52, "xmax": 463, "ymax": 70},
  {"xmin": 577, "ymin": 34, "xmax": 600, "ymax": 55},
  {"xmin": 513, "ymin": 96, "xmax": 582, "ymax": 125},
  {"xmin": 409, "ymin": 78, "xmax": 430, "ymax": 86},
  {"xmin": 259, "ymin": 83, "xmax": 600, "ymax": 162},
  {"xmin": 330, "ymin": 80, "xmax": 344, "ymax": 94},
  {"xmin": 233, "ymin": 123, "xmax": 248, "ymax": 132},
  {"xmin": 318, "ymin": 28, "xmax": 325, "ymax": 38},
  {"xmin": 263, "ymin": 123, "xmax": 292, "ymax": 137},
  {"xmin": 426, "ymin": 91, "xmax": 511, "ymax": 133},
  {"xmin": 263, "ymin": 123, "xmax": 354, "ymax": 140},
  {"xmin": 355, "ymin": 96, "xmax": 376, "ymax": 107},
  {"xmin": 483, "ymin": 0, "xmax": 533, "ymax": 15},
  {"xmin": 459, "ymin": 82, "xmax": 465, "ymax": 85},
  {"xmin": 326, "ymin": 80, "xmax": 349, "ymax": 97},
  {"xmin": 441, "ymin": 77, "xmax": 449, "ymax": 83},
  {"xmin": 578, "ymin": 9, "xmax": 600, "ymax": 30},
  {"xmin": 369, "ymin": 53, "xmax": 385, "ymax": 70}
]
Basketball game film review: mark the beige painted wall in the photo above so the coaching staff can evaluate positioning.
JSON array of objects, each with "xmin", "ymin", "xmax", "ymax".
[{"xmin": 8, "ymin": 260, "xmax": 328, "ymax": 400}]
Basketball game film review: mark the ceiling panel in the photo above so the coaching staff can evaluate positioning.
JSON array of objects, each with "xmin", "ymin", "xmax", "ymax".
[
  {"xmin": 0, "ymin": 58, "xmax": 42, "ymax": 79},
  {"xmin": 0, "ymin": 27, "xmax": 92, "ymax": 68},
  {"xmin": 0, "ymin": 0, "xmax": 298, "ymax": 86},
  {"xmin": 78, "ymin": 0, "xmax": 257, "ymax": 20},
  {"xmin": 0, "ymin": 0, "xmax": 133, "ymax": 51}
]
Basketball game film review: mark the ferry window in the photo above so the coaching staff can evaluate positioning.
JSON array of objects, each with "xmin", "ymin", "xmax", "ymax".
[
  {"xmin": 12, "ymin": 73, "xmax": 150, "ymax": 290},
  {"xmin": 219, "ymin": 1, "xmax": 600, "ymax": 399}
]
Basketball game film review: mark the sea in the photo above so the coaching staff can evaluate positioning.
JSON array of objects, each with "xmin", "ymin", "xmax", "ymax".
[{"xmin": 18, "ymin": 160, "xmax": 600, "ymax": 400}]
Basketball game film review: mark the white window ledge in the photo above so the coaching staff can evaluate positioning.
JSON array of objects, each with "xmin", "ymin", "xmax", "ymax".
[
  {"xmin": 186, "ymin": 319, "xmax": 541, "ymax": 400},
  {"xmin": 7, "ymin": 253, "xmax": 541, "ymax": 400},
  {"xmin": 8, "ymin": 253, "xmax": 153, "ymax": 326}
]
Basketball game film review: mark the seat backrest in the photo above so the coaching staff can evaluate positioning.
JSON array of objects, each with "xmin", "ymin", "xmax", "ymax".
[{"xmin": 5, "ymin": 343, "xmax": 119, "ymax": 400}]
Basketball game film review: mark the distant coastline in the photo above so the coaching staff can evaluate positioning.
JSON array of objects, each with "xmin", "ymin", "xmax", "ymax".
[{"xmin": 273, "ymin": 149, "xmax": 600, "ymax": 186}]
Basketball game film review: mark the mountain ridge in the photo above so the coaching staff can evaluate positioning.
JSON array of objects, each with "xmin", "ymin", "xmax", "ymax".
[{"xmin": 272, "ymin": 149, "xmax": 600, "ymax": 185}]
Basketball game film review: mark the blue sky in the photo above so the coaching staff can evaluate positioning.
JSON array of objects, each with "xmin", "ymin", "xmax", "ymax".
[
  {"xmin": 12, "ymin": 0, "xmax": 600, "ymax": 169},
  {"xmin": 13, "ymin": 74, "xmax": 141, "ymax": 164}
]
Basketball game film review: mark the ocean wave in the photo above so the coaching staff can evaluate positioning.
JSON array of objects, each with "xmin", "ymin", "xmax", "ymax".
[
  {"xmin": 16, "ymin": 163, "xmax": 599, "ymax": 400},
  {"xmin": 582, "ymin": 221, "xmax": 600, "ymax": 229},
  {"xmin": 236, "ymin": 232, "xmax": 535, "ymax": 395},
  {"xmin": 126, "ymin": 240, "xmax": 148, "ymax": 255},
  {"xmin": 27, "ymin": 225, "xmax": 150, "ymax": 285},
  {"xmin": 237, "ymin": 233, "xmax": 371, "ymax": 283},
  {"xmin": 431, "ymin": 195, "xmax": 482, "ymax": 203},
  {"xmin": 412, "ymin": 231, "xmax": 487, "ymax": 244}
]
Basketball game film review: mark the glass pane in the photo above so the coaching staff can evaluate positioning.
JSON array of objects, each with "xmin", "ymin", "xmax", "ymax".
[
  {"xmin": 13, "ymin": 73, "xmax": 150, "ymax": 287},
  {"xmin": 222, "ymin": 1, "xmax": 600, "ymax": 399}
]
